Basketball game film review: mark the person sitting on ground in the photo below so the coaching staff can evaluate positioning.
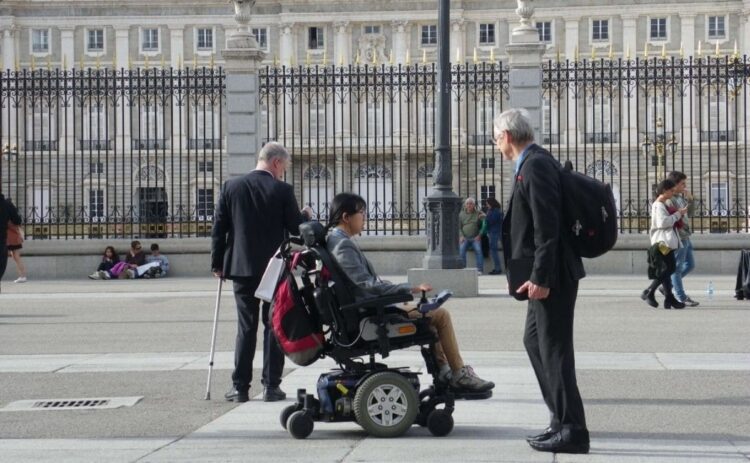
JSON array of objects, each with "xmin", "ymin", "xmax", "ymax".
[
  {"xmin": 325, "ymin": 192, "xmax": 495, "ymax": 393},
  {"xmin": 122, "ymin": 240, "xmax": 146, "ymax": 279},
  {"xmin": 144, "ymin": 243, "xmax": 170, "ymax": 278},
  {"xmin": 89, "ymin": 246, "xmax": 120, "ymax": 280}
]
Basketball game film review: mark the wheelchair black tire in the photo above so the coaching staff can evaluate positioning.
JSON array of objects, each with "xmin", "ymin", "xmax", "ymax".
[
  {"xmin": 426, "ymin": 409, "xmax": 454, "ymax": 437},
  {"xmin": 287, "ymin": 410, "xmax": 314, "ymax": 439},
  {"xmin": 353, "ymin": 372, "xmax": 419, "ymax": 438},
  {"xmin": 280, "ymin": 404, "xmax": 299, "ymax": 430}
]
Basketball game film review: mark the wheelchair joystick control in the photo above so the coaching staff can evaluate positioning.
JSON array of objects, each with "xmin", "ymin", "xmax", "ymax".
[{"xmin": 419, "ymin": 290, "xmax": 428, "ymax": 305}]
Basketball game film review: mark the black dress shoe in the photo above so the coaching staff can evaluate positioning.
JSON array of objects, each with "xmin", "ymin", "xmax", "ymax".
[
  {"xmin": 528, "ymin": 429, "xmax": 590, "ymax": 454},
  {"xmin": 526, "ymin": 427, "xmax": 556, "ymax": 442},
  {"xmin": 224, "ymin": 386, "xmax": 249, "ymax": 403},
  {"xmin": 263, "ymin": 386, "xmax": 287, "ymax": 402}
]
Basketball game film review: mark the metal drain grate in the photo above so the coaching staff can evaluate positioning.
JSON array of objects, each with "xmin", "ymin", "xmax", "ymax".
[
  {"xmin": 2, "ymin": 396, "xmax": 142, "ymax": 411},
  {"xmin": 33, "ymin": 399, "xmax": 110, "ymax": 409}
]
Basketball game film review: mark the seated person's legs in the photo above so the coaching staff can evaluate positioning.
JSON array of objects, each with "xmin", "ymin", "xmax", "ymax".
[{"xmin": 403, "ymin": 305, "xmax": 494, "ymax": 392}]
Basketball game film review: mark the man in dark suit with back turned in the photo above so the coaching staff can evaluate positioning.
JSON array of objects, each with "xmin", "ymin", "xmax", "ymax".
[
  {"xmin": 495, "ymin": 109, "xmax": 589, "ymax": 454},
  {"xmin": 0, "ymin": 193, "xmax": 22, "ymax": 293},
  {"xmin": 211, "ymin": 142, "xmax": 310, "ymax": 403}
]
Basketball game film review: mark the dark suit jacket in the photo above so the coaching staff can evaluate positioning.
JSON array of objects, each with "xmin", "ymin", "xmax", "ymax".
[
  {"xmin": 502, "ymin": 144, "xmax": 585, "ymax": 289},
  {"xmin": 211, "ymin": 170, "xmax": 306, "ymax": 279},
  {"xmin": 0, "ymin": 194, "xmax": 22, "ymax": 246}
]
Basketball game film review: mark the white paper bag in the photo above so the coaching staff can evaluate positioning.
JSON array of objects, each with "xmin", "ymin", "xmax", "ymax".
[
  {"xmin": 135, "ymin": 261, "xmax": 161, "ymax": 277},
  {"xmin": 255, "ymin": 251, "xmax": 285, "ymax": 302}
]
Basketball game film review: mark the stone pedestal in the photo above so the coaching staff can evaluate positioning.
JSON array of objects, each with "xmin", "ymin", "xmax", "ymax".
[
  {"xmin": 407, "ymin": 268, "xmax": 479, "ymax": 298},
  {"xmin": 223, "ymin": 33, "xmax": 265, "ymax": 177}
]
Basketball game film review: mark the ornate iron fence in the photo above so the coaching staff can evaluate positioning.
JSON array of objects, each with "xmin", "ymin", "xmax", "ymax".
[
  {"xmin": 543, "ymin": 55, "xmax": 750, "ymax": 234},
  {"xmin": 0, "ymin": 67, "xmax": 225, "ymax": 239}
]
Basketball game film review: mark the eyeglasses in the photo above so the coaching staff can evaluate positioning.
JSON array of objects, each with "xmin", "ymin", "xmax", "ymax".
[{"xmin": 492, "ymin": 131, "xmax": 505, "ymax": 144}]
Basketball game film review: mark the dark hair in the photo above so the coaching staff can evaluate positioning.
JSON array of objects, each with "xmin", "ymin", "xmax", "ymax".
[
  {"xmin": 327, "ymin": 193, "xmax": 367, "ymax": 230},
  {"xmin": 667, "ymin": 171, "xmax": 687, "ymax": 183},
  {"xmin": 485, "ymin": 197, "xmax": 501, "ymax": 210},
  {"xmin": 103, "ymin": 246, "xmax": 119, "ymax": 262},
  {"xmin": 150, "ymin": 243, "xmax": 159, "ymax": 251},
  {"xmin": 130, "ymin": 240, "xmax": 141, "ymax": 250},
  {"xmin": 656, "ymin": 179, "xmax": 676, "ymax": 196}
]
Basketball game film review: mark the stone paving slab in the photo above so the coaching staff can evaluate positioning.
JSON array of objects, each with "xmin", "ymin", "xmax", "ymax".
[{"xmin": 0, "ymin": 439, "xmax": 174, "ymax": 463}]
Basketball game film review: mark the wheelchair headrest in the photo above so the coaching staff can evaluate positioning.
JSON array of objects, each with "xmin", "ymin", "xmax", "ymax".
[{"xmin": 299, "ymin": 221, "xmax": 327, "ymax": 247}]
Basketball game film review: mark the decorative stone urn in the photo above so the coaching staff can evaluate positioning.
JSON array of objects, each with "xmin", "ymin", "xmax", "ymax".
[
  {"xmin": 511, "ymin": 0, "xmax": 539, "ymax": 42},
  {"xmin": 227, "ymin": 0, "xmax": 259, "ymax": 49}
]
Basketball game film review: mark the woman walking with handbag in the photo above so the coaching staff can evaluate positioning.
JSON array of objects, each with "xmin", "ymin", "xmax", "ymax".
[{"xmin": 642, "ymin": 179, "xmax": 687, "ymax": 309}]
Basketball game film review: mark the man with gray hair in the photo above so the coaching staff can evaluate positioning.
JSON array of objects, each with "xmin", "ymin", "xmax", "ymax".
[
  {"xmin": 494, "ymin": 108, "xmax": 589, "ymax": 454},
  {"xmin": 212, "ymin": 141, "xmax": 311, "ymax": 403}
]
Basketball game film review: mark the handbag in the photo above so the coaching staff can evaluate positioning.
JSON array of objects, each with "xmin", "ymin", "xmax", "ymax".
[{"xmin": 255, "ymin": 249, "xmax": 285, "ymax": 303}]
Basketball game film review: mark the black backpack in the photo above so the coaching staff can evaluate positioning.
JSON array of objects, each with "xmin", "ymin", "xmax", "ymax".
[{"xmin": 559, "ymin": 160, "xmax": 618, "ymax": 258}]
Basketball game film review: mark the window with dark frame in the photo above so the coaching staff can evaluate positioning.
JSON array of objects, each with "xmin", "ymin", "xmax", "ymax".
[
  {"xmin": 650, "ymin": 18, "xmax": 667, "ymax": 40},
  {"xmin": 364, "ymin": 25, "xmax": 381, "ymax": 35},
  {"xmin": 480, "ymin": 185, "xmax": 496, "ymax": 204},
  {"xmin": 89, "ymin": 189, "xmax": 105, "ymax": 219},
  {"xmin": 592, "ymin": 19, "xmax": 609, "ymax": 41},
  {"xmin": 481, "ymin": 158, "xmax": 495, "ymax": 169},
  {"xmin": 87, "ymin": 29, "xmax": 104, "ymax": 52},
  {"xmin": 708, "ymin": 16, "xmax": 725, "ymax": 39},
  {"xmin": 308, "ymin": 27, "xmax": 324, "ymax": 50},
  {"xmin": 198, "ymin": 160, "xmax": 214, "ymax": 173},
  {"xmin": 479, "ymin": 23, "xmax": 495, "ymax": 45},
  {"xmin": 196, "ymin": 28, "xmax": 214, "ymax": 51},
  {"xmin": 252, "ymin": 28, "xmax": 268, "ymax": 49},
  {"xmin": 197, "ymin": 188, "xmax": 215, "ymax": 218},
  {"xmin": 536, "ymin": 21, "xmax": 552, "ymax": 43},
  {"xmin": 421, "ymin": 25, "xmax": 437, "ymax": 46},
  {"xmin": 142, "ymin": 28, "xmax": 159, "ymax": 52},
  {"xmin": 32, "ymin": 29, "xmax": 50, "ymax": 53},
  {"xmin": 89, "ymin": 162, "xmax": 104, "ymax": 174}
]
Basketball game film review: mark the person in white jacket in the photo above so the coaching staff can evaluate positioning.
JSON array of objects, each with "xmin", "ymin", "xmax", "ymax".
[{"xmin": 641, "ymin": 179, "xmax": 688, "ymax": 309}]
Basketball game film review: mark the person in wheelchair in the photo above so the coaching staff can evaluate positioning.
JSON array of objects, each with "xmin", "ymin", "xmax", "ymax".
[{"xmin": 326, "ymin": 192, "xmax": 494, "ymax": 393}]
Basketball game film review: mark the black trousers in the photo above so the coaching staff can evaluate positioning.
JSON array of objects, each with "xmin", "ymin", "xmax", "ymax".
[
  {"xmin": 0, "ymin": 244, "xmax": 7, "ymax": 292},
  {"xmin": 523, "ymin": 280, "xmax": 587, "ymax": 431},
  {"xmin": 231, "ymin": 276, "xmax": 285, "ymax": 391}
]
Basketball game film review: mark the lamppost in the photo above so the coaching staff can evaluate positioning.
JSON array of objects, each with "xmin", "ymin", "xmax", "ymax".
[
  {"xmin": 421, "ymin": 0, "xmax": 463, "ymax": 269},
  {"xmin": 641, "ymin": 117, "xmax": 678, "ymax": 194}
]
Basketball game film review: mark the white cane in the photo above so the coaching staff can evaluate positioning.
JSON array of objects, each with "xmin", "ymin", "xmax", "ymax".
[{"xmin": 204, "ymin": 278, "xmax": 223, "ymax": 400}]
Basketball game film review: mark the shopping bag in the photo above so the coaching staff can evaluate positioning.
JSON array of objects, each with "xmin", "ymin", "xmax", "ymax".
[{"xmin": 255, "ymin": 250, "xmax": 285, "ymax": 302}]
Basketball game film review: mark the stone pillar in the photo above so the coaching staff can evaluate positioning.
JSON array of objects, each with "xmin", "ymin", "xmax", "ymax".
[
  {"xmin": 392, "ymin": 21, "xmax": 411, "ymax": 141},
  {"xmin": 169, "ymin": 25, "xmax": 184, "ymax": 69},
  {"xmin": 223, "ymin": 3, "xmax": 265, "ymax": 177},
  {"xmin": 59, "ymin": 26, "xmax": 76, "ymax": 153},
  {"xmin": 392, "ymin": 20, "xmax": 410, "ymax": 64},
  {"xmin": 450, "ymin": 19, "xmax": 465, "ymax": 144},
  {"xmin": 621, "ymin": 15, "xmax": 639, "ymax": 145},
  {"xmin": 114, "ymin": 26, "xmax": 129, "ymax": 70},
  {"xmin": 333, "ymin": 22, "xmax": 351, "ymax": 140},
  {"xmin": 563, "ymin": 18, "xmax": 579, "ymax": 143},
  {"xmin": 279, "ymin": 23, "xmax": 298, "ymax": 141},
  {"xmin": 3, "ymin": 26, "xmax": 18, "ymax": 146},
  {"xmin": 506, "ymin": 7, "xmax": 545, "ymax": 142}
]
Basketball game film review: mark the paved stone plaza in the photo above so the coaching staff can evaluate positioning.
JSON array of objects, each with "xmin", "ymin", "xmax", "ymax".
[{"xmin": 0, "ymin": 274, "xmax": 748, "ymax": 462}]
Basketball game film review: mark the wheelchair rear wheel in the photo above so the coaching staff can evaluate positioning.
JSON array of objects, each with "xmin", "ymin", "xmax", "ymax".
[{"xmin": 353, "ymin": 371, "xmax": 419, "ymax": 438}]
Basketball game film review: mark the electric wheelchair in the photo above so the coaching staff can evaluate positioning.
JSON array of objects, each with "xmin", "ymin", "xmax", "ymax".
[{"xmin": 277, "ymin": 222, "xmax": 491, "ymax": 439}]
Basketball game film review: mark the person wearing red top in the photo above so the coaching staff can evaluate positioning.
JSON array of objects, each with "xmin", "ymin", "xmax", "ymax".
[{"xmin": 6, "ymin": 221, "xmax": 26, "ymax": 283}]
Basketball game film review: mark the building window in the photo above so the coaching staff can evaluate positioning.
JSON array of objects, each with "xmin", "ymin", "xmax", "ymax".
[
  {"xmin": 650, "ymin": 18, "xmax": 667, "ymax": 41},
  {"xmin": 141, "ymin": 28, "xmax": 159, "ymax": 53},
  {"xmin": 252, "ymin": 28, "xmax": 268, "ymax": 50},
  {"xmin": 478, "ymin": 23, "xmax": 496, "ymax": 46},
  {"xmin": 198, "ymin": 160, "xmax": 214, "ymax": 173},
  {"xmin": 592, "ymin": 19, "xmax": 609, "ymax": 42},
  {"xmin": 309, "ymin": 107, "xmax": 326, "ymax": 138},
  {"xmin": 536, "ymin": 21, "xmax": 552, "ymax": 43},
  {"xmin": 421, "ymin": 25, "xmax": 437, "ymax": 46},
  {"xmin": 197, "ymin": 188, "xmax": 215, "ymax": 219},
  {"xmin": 364, "ymin": 25, "xmax": 381, "ymax": 35},
  {"xmin": 308, "ymin": 27, "xmax": 324, "ymax": 50},
  {"xmin": 89, "ymin": 189, "xmax": 105, "ymax": 220},
  {"xmin": 87, "ymin": 29, "xmax": 105, "ymax": 53},
  {"xmin": 480, "ymin": 185, "xmax": 496, "ymax": 204},
  {"xmin": 90, "ymin": 162, "xmax": 104, "ymax": 174},
  {"xmin": 481, "ymin": 157, "xmax": 495, "ymax": 169},
  {"xmin": 196, "ymin": 28, "xmax": 214, "ymax": 52},
  {"xmin": 31, "ymin": 29, "xmax": 50, "ymax": 54},
  {"xmin": 710, "ymin": 181, "xmax": 729, "ymax": 215},
  {"xmin": 707, "ymin": 16, "xmax": 725, "ymax": 40}
]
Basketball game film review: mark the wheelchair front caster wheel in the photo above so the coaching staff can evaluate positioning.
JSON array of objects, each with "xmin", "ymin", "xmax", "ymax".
[
  {"xmin": 280, "ymin": 404, "xmax": 299, "ymax": 430},
  {"xmin": 426, "ymin": 409, "xmax": 454, "ymax": 437},
  {"xmin": 287, "ymin": 410, "xmax": 314, "ymax": 439}
]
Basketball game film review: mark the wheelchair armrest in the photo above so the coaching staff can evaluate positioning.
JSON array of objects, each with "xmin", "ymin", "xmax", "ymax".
[{"xmin": 339, "ymin": 293, "xmax": 413, "ymax": 312}]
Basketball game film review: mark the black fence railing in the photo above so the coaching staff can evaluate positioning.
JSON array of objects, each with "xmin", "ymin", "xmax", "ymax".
[
  {"xmin": 543, "ymin": 56, "xmax": 750, "ymax": 233},
  {"xmin": 260, "ymin": 63, "xmax": 510, "ymax": 235},
  {"xmin": 0, "ymin": 67, "xmax": 226, "ymax": 239},
  {"xmin": 3, "ymin": 57, "xmax": 749, "ymax": 239}
]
